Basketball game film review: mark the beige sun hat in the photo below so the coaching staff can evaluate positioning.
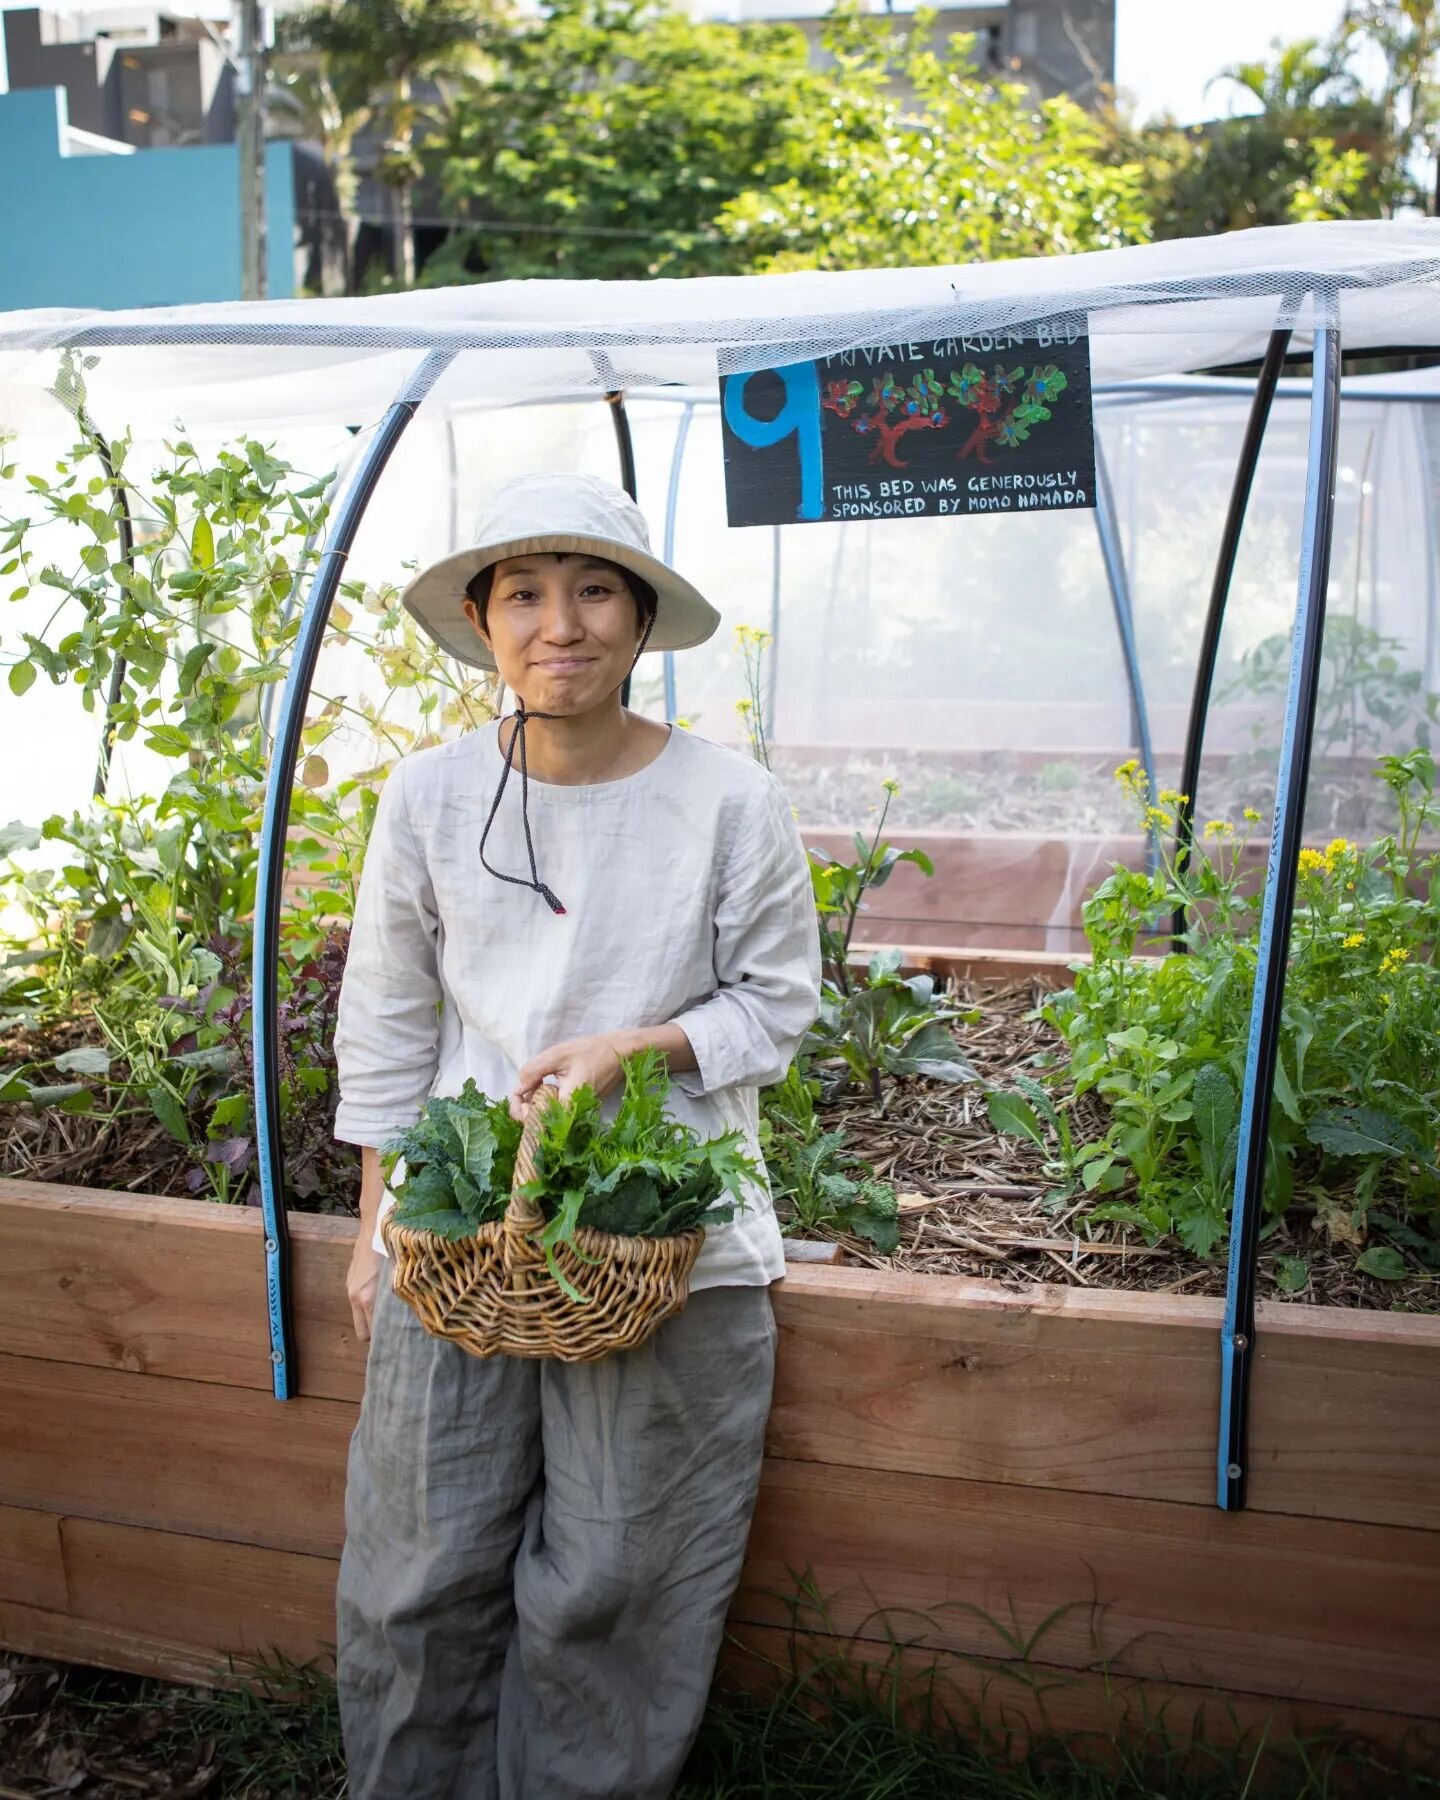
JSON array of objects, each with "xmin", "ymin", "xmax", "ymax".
[{"xmin": 400, "ymin": 471, "xmax": 720, "ymax": 674}]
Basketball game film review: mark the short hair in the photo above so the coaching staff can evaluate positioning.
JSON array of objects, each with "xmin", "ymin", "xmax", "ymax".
[{"xmin": 465, "ymin": 553, "xmax": 657, "ymax": 635}]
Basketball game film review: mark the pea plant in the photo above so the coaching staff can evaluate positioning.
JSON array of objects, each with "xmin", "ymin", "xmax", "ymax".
[
  {"xmin": 0, "ymin": 355, "xmax": 493, "ymax": 1204},
  {"xmin": 1008, "ymin": 752, "xmax": 1440, "ymax": 1280}
]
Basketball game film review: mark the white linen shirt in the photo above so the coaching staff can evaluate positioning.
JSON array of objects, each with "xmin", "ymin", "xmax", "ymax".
[{"xmin": 331, "ymin": 721, "xmax": 822, "ymax": 1289}]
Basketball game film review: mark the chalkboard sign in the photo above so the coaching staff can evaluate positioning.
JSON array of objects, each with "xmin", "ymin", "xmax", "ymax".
[{"xmin": 720, "ymin": 322, "xmax": 1095, "ymax": 527}]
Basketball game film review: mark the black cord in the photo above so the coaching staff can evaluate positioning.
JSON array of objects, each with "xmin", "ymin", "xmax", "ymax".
[
  {"xmin": 479, "ymin": 610, "xmax": 657, "ymax": 915},
  {"xmin": 479, "ymin": 700, "xmax": 567, "ymax": 914}
]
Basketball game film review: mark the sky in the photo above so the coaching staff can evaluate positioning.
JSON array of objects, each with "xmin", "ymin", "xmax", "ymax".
[{"xmin": 1115, "ymin": 0, "xmax": 1350, "ymax": 125}]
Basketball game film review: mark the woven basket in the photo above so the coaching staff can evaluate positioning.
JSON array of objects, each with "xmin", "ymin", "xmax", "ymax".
[{"xmin": 380, "ymin": 1099, "xmax": 705, "ymax": 1362}]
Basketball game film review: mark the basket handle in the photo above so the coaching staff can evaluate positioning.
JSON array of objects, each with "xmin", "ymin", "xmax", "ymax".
[{"xmin": 505, "ymin": 1091, "xmax": 556, "ymax": 1231}]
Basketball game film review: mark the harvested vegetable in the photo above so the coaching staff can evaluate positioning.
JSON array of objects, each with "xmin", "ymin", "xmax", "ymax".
[
  {"xmin": 383, "ymin": 1050, "xmax": 755, "ymax": 1294},
  {"xmin": 380, "ymin": 1080, "xmax": 520, "ymax": 1240}
]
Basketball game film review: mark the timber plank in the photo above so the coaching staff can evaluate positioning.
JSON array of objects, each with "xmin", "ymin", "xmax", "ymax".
[
  {"xmin": 60, "ymin": 1516, "xmax": 339, "ymax": 1667},
  {"xmin": 735, "ymin": 1459, "xmax": 1440, "ymax": 1718},
  {"xmin": 5, "ymin": 1187, "xmax": 1439, "ymax": 1527},
  {"xmin": 0, "ymin": 1353, "xmax": 352, "ymax": 1558},
  {"xmin": 0, "ymin": 1505, "xmax": 68, "ymax": 1612},
  {"xmin": 0, "ymin": 1183, "xmax": 363, "ymax": 1402},
  {"xmin": 769, "ymin": 1264, "xmax": 1440, "ymax": 1528},
  {"xmin": 0, "ymin": 1600, "xmax": 271, "ymax": 1687},
  {"xmin": 721, "ymin": 1623, "xmax": 1440, "ymax": 1764}
]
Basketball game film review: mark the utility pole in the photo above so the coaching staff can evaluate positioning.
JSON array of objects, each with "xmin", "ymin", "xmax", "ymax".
[{"xmin": 235, "ymin": 0, "xmax": 267, "ymax": 300}]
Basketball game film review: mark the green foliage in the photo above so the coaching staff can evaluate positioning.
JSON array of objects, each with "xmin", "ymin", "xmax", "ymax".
[
  {"xmin": 1, "ymin": 375, "xmax": 494, "ymax": 1206},
  {"xmin": 717, "ymin": 7, "xmax": 1152, "ymax": 273},
  {"xmin": 1049, "ymin": 753, "xmax": 1440, "ymax": 1274},
  {"xmin": 382, "ymin": 1078, "xmax": 522, "ymax": 1238},
  {"xmin": 430, "ymin": 0, "xmax": 823, "ymax": 282},
  {"xmin": 1221, "ymin": 618, "xmax": 1438, "ymax": 769},
  {"xmin": 807, "ymin": 948, "xmax": 978, "ymax": 1111},
  {"xmin": 984, "ymin": 1072, "xmax": 1091, "ymax": 1212},
  {"xmin": 808, "ymin": 812, "xmax": 934, "ymax": 993},
  {"xmin": 760, "ymin": 1062, "xmax": 900, "ymax": 1252},
  {"xmin": 1136, "ymin": 35, "xmax": 1384, "ymax": 238},
  {"xmin": 387, "ymin": 1052, "xmax": 756, "ymax": 1295}
]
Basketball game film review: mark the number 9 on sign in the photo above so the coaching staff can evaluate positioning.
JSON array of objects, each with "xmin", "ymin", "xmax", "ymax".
[{"xmin": 723, "ymin": 362, "xmax": 825, "ymax": 522}]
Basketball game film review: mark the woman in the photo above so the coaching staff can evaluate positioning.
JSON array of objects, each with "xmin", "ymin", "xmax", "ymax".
[{"xmin": 331, "ymin": 470, "xmax": 821, "ymax": 1800}]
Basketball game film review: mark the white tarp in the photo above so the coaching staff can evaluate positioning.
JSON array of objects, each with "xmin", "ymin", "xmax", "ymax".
[{"xmin": 0, "ymin": 220, "xmax": 1439, "ymax": 435}]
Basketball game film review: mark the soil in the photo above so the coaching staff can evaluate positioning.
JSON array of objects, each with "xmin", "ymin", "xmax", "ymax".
[
  {"xmin": 0, "ymin": 1652, "xmax": 341, "ymax": 1799},
  {"xmin": 3, "ymin": 980, "xmax": 1433, "ymax": 1314}
]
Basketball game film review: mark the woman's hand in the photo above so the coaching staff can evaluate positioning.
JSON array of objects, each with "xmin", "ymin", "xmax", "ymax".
[
  {"xmin": 510, "ymin": 1024, "xmax": 699, "ymax": 1116},
  {"xmin": 511, "ymin": 1033, "xmax": 627, "ymax": 1114},
  {"xmin": 350, "ymin": 1146, "xmax": 389, "ymax": 1347},
  {"xmin": 348, "ymin": 1234, "xmax": 383, "ymax": 1345}
]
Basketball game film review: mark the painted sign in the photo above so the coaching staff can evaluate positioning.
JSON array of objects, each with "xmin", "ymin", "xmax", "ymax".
[{"xmin": 720, "ymin": 322, "xmax": 1095, "ymax": 527}]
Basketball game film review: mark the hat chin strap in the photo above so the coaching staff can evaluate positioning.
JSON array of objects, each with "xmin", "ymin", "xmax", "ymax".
[{"xmin": 478, "ymin": 611, "xmax": 658, "ymax": 917}]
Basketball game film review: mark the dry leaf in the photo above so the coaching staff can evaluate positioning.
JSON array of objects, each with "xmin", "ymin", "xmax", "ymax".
[{"xmin": 45, "ymin": 1740, "xmax": 88, "ymax": 1790}]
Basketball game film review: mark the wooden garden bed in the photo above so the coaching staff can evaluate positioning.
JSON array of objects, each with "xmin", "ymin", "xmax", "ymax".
[
  {"xmin": 1, "ymin": 1176, "xmax": 1437, "ymax": 1759},
  {"xmin": 799, "ymin": 824, "xmax": 1435, "ymax": 955}
]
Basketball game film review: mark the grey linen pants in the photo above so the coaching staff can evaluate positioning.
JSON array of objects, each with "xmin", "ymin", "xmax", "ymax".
[{"xmin": 336, "ymin": 1269, "xmax": 777, "ymax": 1800}]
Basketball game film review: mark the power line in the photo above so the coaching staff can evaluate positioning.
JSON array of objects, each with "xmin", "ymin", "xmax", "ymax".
[{"xmin": 292, "ymin": 202, "xmax": 725, "ymax": 243}]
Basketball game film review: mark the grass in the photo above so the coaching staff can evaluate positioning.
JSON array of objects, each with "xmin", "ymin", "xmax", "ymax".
[
  {"xmin": 679, "ymin": 1644, "xmax": 1440, "ymax": 1800},
  {"xmin": 4, "ymin": 1641, "xmax": 1437, "ymax": 1800}
]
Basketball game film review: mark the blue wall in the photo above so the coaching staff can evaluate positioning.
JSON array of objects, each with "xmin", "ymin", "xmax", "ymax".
[{"xmin": 0, "ymin": 87, "xmax": 295, "ymax": 310}]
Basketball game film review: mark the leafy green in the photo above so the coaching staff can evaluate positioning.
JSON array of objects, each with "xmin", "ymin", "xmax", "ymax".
[
  {"xmin": 383, "ymin": 1078, "xmax": 521, "ymax": 1234},
  {"xmin": 386, "ymin": 1053, "xmax": 756, "ymax": 1297},
  {"xmin": 761, "ymin": 1062, "xmax": 901, "ymax": 1253}
]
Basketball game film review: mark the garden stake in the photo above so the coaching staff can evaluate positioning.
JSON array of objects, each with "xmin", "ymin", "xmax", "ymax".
[
  {"xmin": 1092, "ymin": 433, "xmax": 1158, "ymax": 874},
  {"xmin": 252, "ymin": 347, "xmax": 455, "ymax": 1399},
  {"xmin": 1219, "ymin": 301, "xmax": 1341, "ymax": 1511},
  {"xmin": 606, "ymin": 385, "xmax": 639, "ymax": 708},
  {"xmin": 661, "ymin": 401, "xmax": 696, "ymax": 720},
  {"xmin": 1172, "ymin": 321, "xmax": 1294, "ymax": 949}
]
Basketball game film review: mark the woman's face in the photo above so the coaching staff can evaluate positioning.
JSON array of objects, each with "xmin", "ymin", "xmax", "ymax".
[{"xmin": 463, "ymin": 553, "xmax": 645, "ymax": 712}]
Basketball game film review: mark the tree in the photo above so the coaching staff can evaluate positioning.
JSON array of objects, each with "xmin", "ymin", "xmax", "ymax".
[
  {"xmin": 266, "ymin": 61, "xmax": 373, "ymax": 291},
  {"xmin": 280, "ymin": 0, "xmax": 495, "ymax": 288},
  {"xmin": 428, "ymin": 0, "xmax": 825, "ymax": 282},
  {"xmin": 430, "ymin": 0, "xmax": 1151, "ymax": 283},
  {"xmin": 1339, "ymin": 0, "xmax": 1440, "ymax": 211},
  {"xmin": 716, "ymin": 10, "xmax": 1153, "ymax": 272}
]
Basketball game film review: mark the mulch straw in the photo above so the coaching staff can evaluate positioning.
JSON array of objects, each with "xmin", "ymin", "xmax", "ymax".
[
  {"xmin": 2, "ymin": 980, "xmax": 1433, "ymax": 1313},
  {"xmin": 818, "ymin": 977, "xmax": 1437, "ymax": 1314}
]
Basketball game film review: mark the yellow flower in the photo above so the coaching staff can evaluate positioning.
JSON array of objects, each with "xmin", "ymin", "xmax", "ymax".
[
  {"xmin": 1158, "ymin": 788, "xmax": 1190, "ymax": 807},
  {"xmin": 1342, "ymin": 932, "xmax": 1365, "ymax": 949},
  {"xmin": 1242, "ymin": 807, "xmax": 1262, "ymax": 824},
  {"xmin": 1381, "ymin": 991, "xmax": 1394, "ymax": 1008},
  {"xmin": 1380, "ymin": 946, "xmax": 1411, "ymax": 974},
  {"xmin": 882, "ymin": 778, "xmax": 901, "ymax": 798},
  {"xmin": 675, "ymin": 715, "xmax": 694, "ymax": 731},
  {"xmin": 1202, "ymin": 819, "xmax": 1233, "ymax": 840},
  {"xmin": 1297, "ymin": 847, "xmax": 1327, "ymax": 876},
  {"xmin": 1326, "ymin": 837, "xmax": 1352, "ymax": 861},
  {"xmin": 1113, "ymin": 759, "xmax": 1140, "ymax": 779},
  {"xmin": 734, "ymin": 698, "xmax": 753, "ymax": 717}
]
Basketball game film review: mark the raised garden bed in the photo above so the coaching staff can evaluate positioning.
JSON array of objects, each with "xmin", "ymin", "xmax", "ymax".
[{"xmin": 3, "ymin": 960, "xmax": 1439, "ymax": 1761}]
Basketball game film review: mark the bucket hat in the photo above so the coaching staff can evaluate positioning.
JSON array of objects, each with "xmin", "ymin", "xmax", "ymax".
[{"xmin": 400, "ymin": 471, "xmax": 720, "ymax": 673}]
